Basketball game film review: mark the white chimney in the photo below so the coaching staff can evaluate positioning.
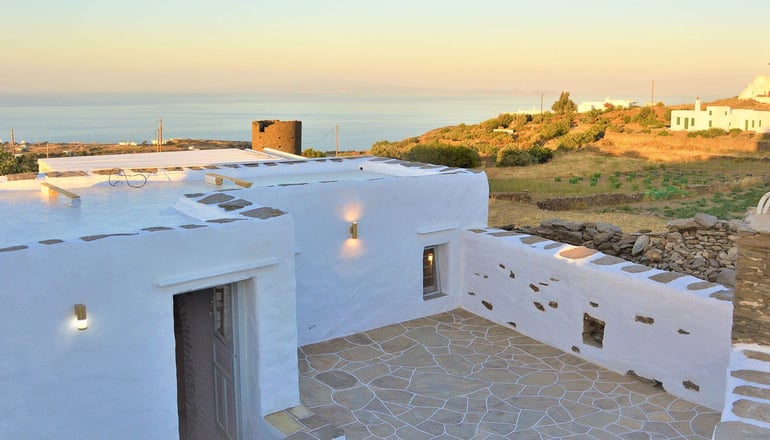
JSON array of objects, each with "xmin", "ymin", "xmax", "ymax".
[{"xmin": 695, "ymin": 97, "xmax": 701, "ymax": 112}]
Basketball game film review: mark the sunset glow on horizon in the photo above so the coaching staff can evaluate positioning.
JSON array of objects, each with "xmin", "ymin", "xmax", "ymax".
[{"xmin": 3, "ymin": 0, "xmax": 768, "ymax": 99}]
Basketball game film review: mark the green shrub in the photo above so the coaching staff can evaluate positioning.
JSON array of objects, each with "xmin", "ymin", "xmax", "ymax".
[
  {"xmin": 555, "ymin": 123, "xmax": 606, "ymax": 149},
  {"xmin": 539, "ymin": 119, "xmax": 572, "ymax": 140},
  {"xmin": 405, "ymin": 143, "xmax": 480, "ymax": 168},
  {"xmin": 527, "ymin": 145, "xmax": 553, "ymax": 164},
  {"xmin": 687, "ymin": 128, "xmax": 728, "ymax": 138},
  {"xmin": 658, "ymin": 130, "xmax": 671, "ymax": 136},
  {"xmin": 301, "ymin": 148, "xmax": 326, "ymax": 158},
  {"xmin": 496, "ymin": 148, "xmax": 534, "ymax": 167},
  {"xmin": 370, "ymin": 141, "xmax": 408, "ymax": 159}
]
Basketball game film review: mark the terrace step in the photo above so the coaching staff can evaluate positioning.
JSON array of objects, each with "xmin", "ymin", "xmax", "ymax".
[
  {"xmin": 714, "ymin": 346, "xmax": 770, "ymax": 439},
  {"xmin": 265, "ymin": 404, "xmax": 345, "ymax": 440}
]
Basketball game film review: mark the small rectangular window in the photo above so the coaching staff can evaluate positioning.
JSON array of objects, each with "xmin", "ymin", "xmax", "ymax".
[
  {"xmin": 676, "ymin": 117, "xmax": 681, "ymax": 125},
  {"xmin": 752, "ymin": 120, "xmax": 756, "ymax": 128},
  {"xmin": 422, "ymin": 246, "xmax": 447, "ymax": 300},
  {"xmin": 423, "ymin": 247, "xmax": 438, "ymax": 295},
  {"xmin": 709, "ymin": 110, "xmax": 712, "ymax": 116},
  {"xmin": 708, "ymin": 120, "xmax": 712, "ymax": 128},
  {"xmin": 691, "ymin": 118, "xmax": 695, "ymax": 126}
]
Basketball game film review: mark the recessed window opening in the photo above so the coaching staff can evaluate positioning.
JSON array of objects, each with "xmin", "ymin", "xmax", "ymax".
[
  {"xmin": 583, "ymin": 313, "xmax": 605, "ymax": 348},
  {"xmin": 422, "ymin": 246, "xmax": 446, "ymax": 301}
]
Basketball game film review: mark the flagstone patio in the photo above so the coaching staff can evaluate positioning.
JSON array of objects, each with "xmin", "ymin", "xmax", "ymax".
[{"xmin": 297, "ymin": 309, "xmax": 721, "ymax": 440}]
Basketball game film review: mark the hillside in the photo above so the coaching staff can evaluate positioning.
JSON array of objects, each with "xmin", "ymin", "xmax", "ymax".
[
  {"xmin": 372, "ymin": 98, "xmax": 769, "ymax": 164},
  {"xmin": 367, "ymin": 96, "xmax": 770, "ymax": 232}
]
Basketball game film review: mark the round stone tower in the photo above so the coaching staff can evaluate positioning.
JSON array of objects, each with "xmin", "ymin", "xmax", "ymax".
[{"xmin": 251, "ymin": 120, "xmax": 302, "ymax": 155}]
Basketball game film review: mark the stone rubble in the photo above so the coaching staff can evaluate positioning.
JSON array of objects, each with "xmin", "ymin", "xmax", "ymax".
[{"xmin": 506, "ymin": 213, "xmax": 743, "ymax": 287}]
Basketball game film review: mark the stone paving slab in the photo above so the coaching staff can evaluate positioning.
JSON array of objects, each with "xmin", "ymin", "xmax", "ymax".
[{"xmin": 299, "ymin": 309, "xmax": 719, "ymax": 440}]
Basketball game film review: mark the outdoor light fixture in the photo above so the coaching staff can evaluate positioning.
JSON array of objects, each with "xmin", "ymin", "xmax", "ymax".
[
  {"xmin": 74, "ymin": 304, "xmax": 88, "ymax": 331},
  {"xmin": 350, "ymin": 221, "xmax": 358, "ymax": 239}
]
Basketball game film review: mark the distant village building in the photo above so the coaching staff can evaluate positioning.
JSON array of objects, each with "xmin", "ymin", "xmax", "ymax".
[
  {"xmin": 670, "ymin": 97, "xmax": 770, "ymax": 132},
  {"xmin": 738, "ymin": 74, "xmax": 770, "ymax": 104},
  {"xmin": 577, "ymin": 98, "xmax": 637, "ymax": 113}
]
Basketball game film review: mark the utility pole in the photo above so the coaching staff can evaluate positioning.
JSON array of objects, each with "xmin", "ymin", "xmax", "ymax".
[
  {"xmin": 10, "ymin": 128, "xmax": 15, "ymax": 154},
  {"xmin": 540, "ymin": 94, "xmax": 544, "ymax": 114},
  {"xmin": 158, "ymin": 119, "xmax": 163, "ymax": 152},
  {"xmin": 650, "ymin": 80, "xmax": 655, "ymax": 107},
  {"xmin": 335, "ymin": 124, "xmax": 339, "ymax": 157}
]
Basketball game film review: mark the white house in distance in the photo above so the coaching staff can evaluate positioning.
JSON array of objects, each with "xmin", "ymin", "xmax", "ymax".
[
  {"xmin": 1, "ymin": 144, "xmax": 769, "ymax": 438},
  {"xmin": 739, "ymin": 74, "xmax": 770, "ymax": 104},
  {"xmin": 577, "ymin": 97, "xmax": 637, "ymax": 113},
  {"xmin": 670, "ymin": 97, "xmax": 770, "ymax": 132}
]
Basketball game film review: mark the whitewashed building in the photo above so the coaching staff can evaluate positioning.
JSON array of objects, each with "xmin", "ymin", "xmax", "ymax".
[
  {"xmin": 1, "ymin": 147, "xmax": 765, "ymax": 439},
  {"xmin": 577, "ymin": 98, "xmax": 637, "ymax": 113},
  {"xmin": 739, "ymin": 74, "xmax": 770, "ymax": 104},
  {"xmin": 670, "ymin": 97, "xmax": 770, "ymax": 132}
]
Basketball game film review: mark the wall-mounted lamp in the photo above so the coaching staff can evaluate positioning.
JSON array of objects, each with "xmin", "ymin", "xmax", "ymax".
[
  {"xmin": 74, "ymin": 304, "xmax": 88, "ymax": 331},
  {"xmin": 349, "ymin": 221, "xmax": 358, "ymax": 239}
]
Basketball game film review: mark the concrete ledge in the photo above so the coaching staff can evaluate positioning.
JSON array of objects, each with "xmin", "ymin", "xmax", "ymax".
[{"xmin": 40, "ymin": 182, "xmax": 81, "ymax": 207}]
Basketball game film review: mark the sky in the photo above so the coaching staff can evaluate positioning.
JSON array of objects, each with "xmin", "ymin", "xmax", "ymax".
[{"xmin": 2, "ymin": 0, "xmax": 769, "ymax": 99}]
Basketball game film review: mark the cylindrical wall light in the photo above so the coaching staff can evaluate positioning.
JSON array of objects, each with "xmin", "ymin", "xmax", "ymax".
[
  {"xmin": 349, "ymin": 221, "xmax": 358, "ymax": 239},
  {"xmin": 74, "ymin": 304, "xmax": 88, "ymax": 331}
]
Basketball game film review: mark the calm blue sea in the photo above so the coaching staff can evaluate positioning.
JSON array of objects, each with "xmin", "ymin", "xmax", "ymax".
[{"xmin": 0, "ymin": 92, "xmax": 692, "ymax": 150}]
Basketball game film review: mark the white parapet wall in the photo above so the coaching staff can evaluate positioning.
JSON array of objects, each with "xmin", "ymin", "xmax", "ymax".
[{"xmin": 460, "ymin": 228, "xmax": 734, "ymax": 411}]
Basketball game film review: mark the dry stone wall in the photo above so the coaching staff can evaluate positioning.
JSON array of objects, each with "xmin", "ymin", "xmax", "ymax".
[
  {"xmin": 732, "ymin": 230, "xmax": 770, "ymax": 344},
  {"xmin": 509, "ymin": 213, "xmax": 745, "ymax": 287}
]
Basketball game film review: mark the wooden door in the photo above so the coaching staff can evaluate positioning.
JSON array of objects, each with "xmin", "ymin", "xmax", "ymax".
[{"xmin": 212, "ymin": 286, "xmax": 239, "ymax": 440}]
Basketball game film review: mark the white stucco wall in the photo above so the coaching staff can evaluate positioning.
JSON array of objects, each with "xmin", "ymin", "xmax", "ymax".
[
  {"xmin": 459, "ymin": 229, "xmax": 733, "ymax": 410},
  {"xmin": 671, "ymin": 106, "xmax": 770, "ymax": 132},
  {"xmin": 235, "ymin": 169, "xmax": 489, "ymax": 345},
  {"xmin": 0, "ymin": 215, "xmax": 298, "ymax": 439}
]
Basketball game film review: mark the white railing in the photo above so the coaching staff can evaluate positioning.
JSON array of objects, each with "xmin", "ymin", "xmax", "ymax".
[{"xmin": 758, "ymin": 191, "xmax": 770, "ymax": 215}]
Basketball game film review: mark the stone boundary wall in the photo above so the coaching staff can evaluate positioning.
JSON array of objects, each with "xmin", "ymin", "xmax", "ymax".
[
  {"xmin": 732, "ymin": 230, "xmax": 770, "ymax": 345},
  {"xmin": 510, "ymin": 213, "xmax": 745, "ymax": 287},
  {"xmin": 535, "ymin": 193, "xmax": 645, "ymax": 211}
]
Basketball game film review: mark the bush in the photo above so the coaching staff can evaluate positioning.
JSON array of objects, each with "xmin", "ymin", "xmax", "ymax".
[
  {"xmin": 527, "ymin": 145, "xmax": 553, "ymax": 164},
  {"xmin": 496, "ymin": 148, "xmax": 534, "ymax": 167},
  {"xmin": 555, "ymin": 123, "xmax": 606, "ymax": 149},
  {"xmin": 658, "ymin": 130, "xmax": 671, "ymax": 136},
  {"xmin": 687, "ymin": 128, "xmax": 728, "ymax": 138},
  {"xmin": 539, "ymin": 119, "xmax": 572, "ymax": 140},
  {"xmin": 301, "ymin": 148, "xmax": 325, "ymax": 158},
  {"xmin": 405, "ymin": 143, "xmax": 480, "ymax": 168},
  {"xmin": 634, "ymin": 107, "xmax": 662, "ymax": 127},
  {"xmin": 370, "ymin": 141, "xmax": 408, "ymax": 159}
]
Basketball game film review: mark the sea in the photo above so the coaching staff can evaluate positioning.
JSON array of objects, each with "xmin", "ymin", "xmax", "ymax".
[{"xmin": 0, "ymin": 92, "xmax": 695, "ymax": 151}]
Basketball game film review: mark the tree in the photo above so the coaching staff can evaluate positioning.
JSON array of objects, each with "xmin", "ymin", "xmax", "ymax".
[{"xmin": 551, "ymin": 91, "xmax": 577, "ymax": 115}]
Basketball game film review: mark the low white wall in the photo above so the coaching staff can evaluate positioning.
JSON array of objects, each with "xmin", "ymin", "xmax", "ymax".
[
  {"xmin": 460, "ymin": 229, "xmax": 733, "ymax": 410},
  {"xmin": 0, "ymin": 216, "xmax": 298, "ymax": 439},
  {"xmin": 240, "ymin": 170, "xmax": 489, "ymax": 345}
]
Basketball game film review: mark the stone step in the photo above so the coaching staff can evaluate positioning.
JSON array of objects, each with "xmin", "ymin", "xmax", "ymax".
[
  {"xmin": 265, "ymin": 404, "xmax": 345, "ymax": 440},
  {"xmin": 733, "ymin": 399, "xmax": 770, "ymax": 425}
]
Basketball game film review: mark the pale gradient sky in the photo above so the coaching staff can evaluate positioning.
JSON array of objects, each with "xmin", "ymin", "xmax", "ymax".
[{"xmin": 3, "ymin": 0, "xmax": 768, "ymax": 99}]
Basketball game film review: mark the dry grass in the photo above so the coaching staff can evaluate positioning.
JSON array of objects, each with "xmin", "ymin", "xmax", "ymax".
[
  {"xmin": 593, "ymin": 131, "xmax": 763, "ymax": 162},
  {"xmin": 488, "ymin": 198, "xmax": 670, "ymax": 232}
]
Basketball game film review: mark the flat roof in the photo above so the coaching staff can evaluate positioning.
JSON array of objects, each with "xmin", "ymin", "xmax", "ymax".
[
  {"xmin": 38, "ymin": 148, "xmax": 282, "ymax": 173},
  {"xmin": 1, "ymin": 153, "xmax": 481, "ymax": 249}
]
